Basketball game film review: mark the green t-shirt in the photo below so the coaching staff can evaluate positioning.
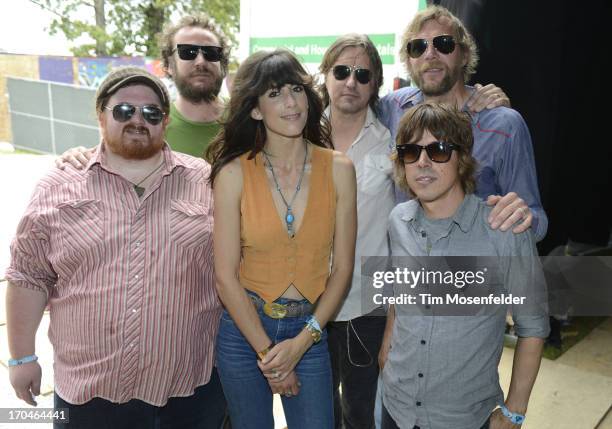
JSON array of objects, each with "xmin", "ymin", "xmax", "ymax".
[{"xmin": 165, "ymin": 103, "xmax": 221, "ymax": 158}]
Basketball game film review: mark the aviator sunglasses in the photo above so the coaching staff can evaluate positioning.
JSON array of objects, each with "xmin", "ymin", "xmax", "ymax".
[
  {"xmin": 396, "ymin": 141, "xmax": 459, "ymax": 164},
  {"xmin": 406, "ymin": 35, "xmax": 456, "ymax": 58},
  {"xmin": 332, "ymin": 65, "xmax": 372, "ymax": 85},
  {"xmin": 175, "ymin": 44, "xmax": 223, "ymax": 62},
  {"xmin": 105, "ymin": 103, "xmax": 165, "ymax": 125}
]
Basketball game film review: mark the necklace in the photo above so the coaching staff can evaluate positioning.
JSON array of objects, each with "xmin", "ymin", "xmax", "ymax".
[
  {"xmin": 133, "ymin": 161, "xmax": 164, "ymax": 197},
  {"xmin": 262, "ymin": 141, "xmax": 308, "ymax": 237}
]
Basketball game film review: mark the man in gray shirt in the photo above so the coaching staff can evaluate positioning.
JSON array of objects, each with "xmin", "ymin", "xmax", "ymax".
[{"xmin": 379, "ymin": 103, "xmax": 549, "ymax": 429}]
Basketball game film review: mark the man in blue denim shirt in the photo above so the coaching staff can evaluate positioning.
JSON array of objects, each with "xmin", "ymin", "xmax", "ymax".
[{"xmin": 378, "ymin": 5, "xmax": 547, "ymax": 241}]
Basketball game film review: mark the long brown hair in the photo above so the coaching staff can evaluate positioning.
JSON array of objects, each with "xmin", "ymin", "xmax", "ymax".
[{"xmin": 207, "ymin": 49, "xmax": 331, "ymax": 186}]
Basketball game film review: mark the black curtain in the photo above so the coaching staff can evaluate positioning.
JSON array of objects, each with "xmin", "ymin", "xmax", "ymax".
[{"xmin": 435, "ymin": 0, "xmax": 612, "ymax": 254}]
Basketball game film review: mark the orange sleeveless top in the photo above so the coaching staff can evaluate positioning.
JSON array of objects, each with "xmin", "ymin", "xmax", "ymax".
[{"xmin": 239, "ymin": 144, "xmax": 336, "ymax": 304}]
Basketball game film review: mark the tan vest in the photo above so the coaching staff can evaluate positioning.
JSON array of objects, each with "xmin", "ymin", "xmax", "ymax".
[{"xmin": 239, "ymin": 145, "xmax": 336, "ymax": 304}]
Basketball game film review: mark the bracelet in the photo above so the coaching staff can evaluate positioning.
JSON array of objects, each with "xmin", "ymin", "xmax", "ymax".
[
  {"xmin": 304, "ymin": 315, "xmax": 322, "ymax": 343},
  {"xmin": 500, "ymin": 404, "xmax": 525, "ymax": 424},
  {"xmin": 256, "ymin": 342, "xmax": 275, "ymax": 361},
  {"xmin": 8, "ymin": 354, "xmax": 38, "ymax": 367}
]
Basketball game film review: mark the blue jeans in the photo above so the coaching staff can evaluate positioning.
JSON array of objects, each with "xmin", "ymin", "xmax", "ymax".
[{"xmin": 216, "ymin": 296, "xmax": 334, "ymax": 429}]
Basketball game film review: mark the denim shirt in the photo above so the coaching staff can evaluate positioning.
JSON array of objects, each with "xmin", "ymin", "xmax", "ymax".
[{"xmin": 378, "ymin": 86, "xmax": 548, "ymax": 241}]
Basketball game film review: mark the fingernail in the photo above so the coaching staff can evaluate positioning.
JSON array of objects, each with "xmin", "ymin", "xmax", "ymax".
[{"xmin": 491, "ymin": 222, "xmax": 499, "ymax": 229}]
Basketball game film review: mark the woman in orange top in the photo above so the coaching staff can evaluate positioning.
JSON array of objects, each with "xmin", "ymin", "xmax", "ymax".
[{"xmin": 208, "ymin": 49, "xmax": 356, "ymax": 428}]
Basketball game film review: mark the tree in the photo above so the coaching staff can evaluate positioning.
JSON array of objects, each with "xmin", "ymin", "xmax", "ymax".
[{"xmin": 30, "ymin": 0, "xmax": 239, "ymax": 57}]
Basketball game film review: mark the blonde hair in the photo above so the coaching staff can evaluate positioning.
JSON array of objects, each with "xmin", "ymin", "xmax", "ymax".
[{"xmin": 399, "ymin": 5, "xmax": 479, "ymax": 83}]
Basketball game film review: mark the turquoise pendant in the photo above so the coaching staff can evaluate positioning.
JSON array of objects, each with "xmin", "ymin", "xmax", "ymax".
[{"xmin": 286, "ymin": 212, "xmax": 294, "ymax": 224}]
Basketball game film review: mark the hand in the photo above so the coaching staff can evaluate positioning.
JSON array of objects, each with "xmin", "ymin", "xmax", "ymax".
[
  {"xmin": 487, "ymin": 192, "xmax": 532, "ymax": 233},
  {"xmin": 258, "ymin": 335, "xmax": 310, "ymax": 382},
  {"xmin": 55, "ymin": 146, "xmax": 94, "ymax": 170},
  {"xmin": 9, "ymin": 362, "xmax": 42, "ymax": 406},
  {"xmin": 467, "ymin": 83, "xmax": 511, "ymax": 112},
  {"xmin": 268, "ymin": 370, "xmax": 301, "ymax": 397},
  {"xmin": 378, "ymin": 338, "xmax": 391, "ymax": 370},
  {"xmin": 489, "ymin": 408, "xmax": 521, "ymax": 428}
]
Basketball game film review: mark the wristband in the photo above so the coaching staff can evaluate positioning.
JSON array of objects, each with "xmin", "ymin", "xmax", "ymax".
[
  {"xmin": 304, "ymin": 315, "xmax": 322, "ymax": 343},
  {"xmin": 8, "ymin": 354, "xmax": 38, "ymax": 367},
  {"xmin": 500, "ymin": 404, "xmax": 525, "ymax": 424}
]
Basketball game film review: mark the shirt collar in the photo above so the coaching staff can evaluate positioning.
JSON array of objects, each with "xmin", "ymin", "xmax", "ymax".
[
  {"xmin": 323, "ymin": 105, "xmax": 384, "ymax": 144},
  {"xmin": 399, "ymin": 85, "xmax": 480, "ymax": 119},
  {"xmin": 400, "ymin": 193, "xmax": 481, "ymax": 234},
  {"xmin": 398, "ymin": 88, "xmax": 424, "ymax": 109}
]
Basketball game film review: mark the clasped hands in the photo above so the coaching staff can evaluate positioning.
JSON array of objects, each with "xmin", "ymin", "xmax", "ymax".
[{"xmin": 258, "ymin": 337, "xmax": 309, "ymax": 398}]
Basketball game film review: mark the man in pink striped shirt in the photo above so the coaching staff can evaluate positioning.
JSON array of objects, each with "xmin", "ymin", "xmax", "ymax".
[{"xmin": 6, "ymin": 67, "xmax": 225, "ymax": 429}]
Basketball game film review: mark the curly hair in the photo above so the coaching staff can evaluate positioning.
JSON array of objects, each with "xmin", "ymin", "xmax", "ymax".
[
  {"xmin": 399, "ymin": 5, "xmax": 479, "ymax": 83},
  {"xmin": 392, "ymin": 103, "xmax": 477, "ymax": 195},
  {"xmin": 159, "ymin": 13, "xmax": 230, "ymax": 77}
]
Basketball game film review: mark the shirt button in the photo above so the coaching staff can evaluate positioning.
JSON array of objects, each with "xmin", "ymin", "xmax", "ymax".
[
  {"xmin": 421, "ymin": 231, "xmax": 426, "ymax": 238},
  {"xmin": 418, "ymin": 373, "xmax": 423, "ymax": 378},
  {"xmin": 134, "ymin": 274, "xmax": 139, "ymax": 280},
  {"xmin": 132, "ymin": 309, "xmax": 137, "ymax": 313},
  {"xmin": 420, "ymin": 340, "xmax": 426, "ymax": 345},
  {"xmin": 416, "ymin": 401, "xmax": 422, "ymax": 406},
  {"xmin": 135, "ymin": 241, "xmax": 141, "ymax": 248}
]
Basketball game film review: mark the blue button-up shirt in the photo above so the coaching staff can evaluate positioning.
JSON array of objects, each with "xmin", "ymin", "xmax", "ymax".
[{"xmin": 378, "ymin": 86, "xmax": 548, "ymax": 241}]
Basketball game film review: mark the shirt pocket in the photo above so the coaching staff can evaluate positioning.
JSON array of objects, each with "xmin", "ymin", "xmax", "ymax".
[
  {"xmin": 57, "ymin": 199, "xmax": 104, "ymax": 254},
  {"xmin": 360, "ymin": 153, "xmax": 393, "ymax": 196},
  {"xmin": 169, "ymin": 199, "xmax": 211, "ymax": 249}
]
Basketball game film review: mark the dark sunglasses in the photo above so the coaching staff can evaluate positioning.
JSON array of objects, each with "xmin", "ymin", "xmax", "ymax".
[
  {"xmin": 406, "ymin": 35, "xmax": 456, "ymax": 58},
  {"xmin": 397, "ymin": 141, "xmax": 459, "ymax": 164},
  {"xmin": 332, "ymin": 65, "xmax": 372, "ymax": 85},
  {"xmin": 175, "ymin": 44, "xmax": 223, "ymax": 62},
  {"xmin": 105, "ymin": 103, "xmax": 165, "ymax": 125}
]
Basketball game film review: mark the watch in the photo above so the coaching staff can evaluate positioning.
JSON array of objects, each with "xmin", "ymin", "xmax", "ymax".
[{"xmin": 500, "ymin": 404, "xmax": 525, "ymax": 424}]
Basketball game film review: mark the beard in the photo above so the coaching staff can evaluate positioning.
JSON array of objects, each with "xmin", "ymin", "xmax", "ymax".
[
  {"xmin": 411, "ymin": 61, "xmax": 463, "ymax": 97},
  {"xmin": 174, "ymin": 67, "xmax": 224, "ymax": 103},
  {"xmin": 104, "ymin": 125, "xmax": 164, "ymax": 160}
]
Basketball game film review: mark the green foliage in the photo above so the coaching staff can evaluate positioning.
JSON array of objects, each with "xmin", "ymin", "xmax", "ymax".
[{"xmin": 32, "ymin": 0, "xmax": 239, "ymax": 57}]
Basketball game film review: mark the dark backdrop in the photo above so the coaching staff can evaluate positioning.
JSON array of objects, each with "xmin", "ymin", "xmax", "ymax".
[{"xmin": 435, "ymin": 0, "xmax": 611, "ymax": 254}]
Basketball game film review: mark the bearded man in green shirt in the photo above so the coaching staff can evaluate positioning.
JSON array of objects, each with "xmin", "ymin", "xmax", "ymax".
[{"xmin": 57, "ymin": 13, "xmax": 228, "ymax": 166}]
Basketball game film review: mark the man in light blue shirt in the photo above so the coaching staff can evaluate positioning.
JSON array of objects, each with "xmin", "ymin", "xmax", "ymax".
[
  {"xmin": 380, "ymin": 102, "xmax": 548, "ymax": 429},
  {"xmin": 378, "ymin": 5, "xmax": 547, "ymax": 241}
]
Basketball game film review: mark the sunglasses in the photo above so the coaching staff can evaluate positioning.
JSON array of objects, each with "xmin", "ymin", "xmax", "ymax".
[
  {"xmin": 332, "ymin": 65, "xmax": 372, "ymax": 85},
  {"xmin": 105, "ymin": 103, "xmax": 165, "ymax": 125},
  {"xmin": 175, "ymin": 44, "xmax": 223, "ymax": 62},
  {"xmin": 397, "ymin": 141, "xmax": 459, "ymax": 164},
  {"xmin": 406, "ymin": 35, "xmax": 456, "ymax": 58}
]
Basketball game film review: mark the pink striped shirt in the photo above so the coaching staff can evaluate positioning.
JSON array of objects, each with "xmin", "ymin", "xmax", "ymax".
[{"xmin": 6, "ymin": 144, "xmax": 221, "ymax": 406}]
